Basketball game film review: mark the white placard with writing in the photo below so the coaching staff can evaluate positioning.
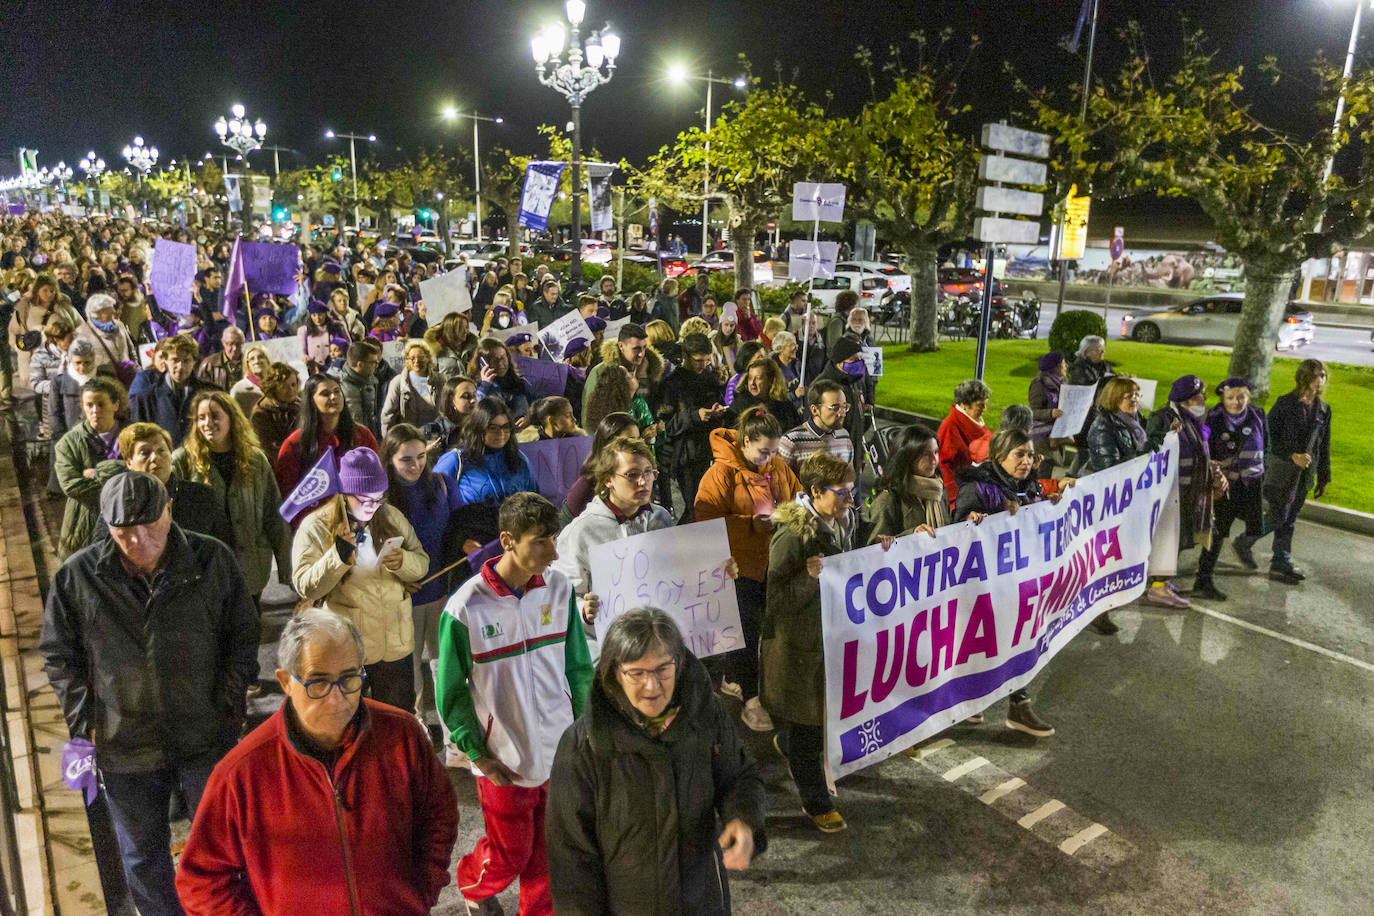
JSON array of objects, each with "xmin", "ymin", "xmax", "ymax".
[
  {"xmin": 603, "ymin": 316, "xmax": 631, "ymax": 340},
  {"xmin": 489, "ymin": 321, "xmax": 539, "ymax": 344},
  {"xmin": 860, "ymin": 346, "xmax": 884, "ymax": 377},
  {"xmin": 589, "ymin": 518, "xmax": 744, "ymax": 659},
  {"xmin": 252, "ymin": 335, "xmax": 305, "ymax": 366},
  {"xmin": 380, "ymin": 338, "xmax": 406, "ymax": 373},
  {"xmin": 419, "ymin": 267, "xmax": 472, "ymax": 321},
  {"xmin": 792, "ymin": 182, "xmax": 847, "ymax": 222},
  {"xmin": 538, "ymin": 310, "xmax": 593, "ymax": 357},
  {"xmin": 1049, "ymin": 383, "xmax": 1097, "ymax": 438}
]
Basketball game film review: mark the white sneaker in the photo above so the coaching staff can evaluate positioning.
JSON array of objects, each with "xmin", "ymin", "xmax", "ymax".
[
  {"xmin": 445, "ymin": 747, "xmax": 472, "ymax": 770},
  {"xmin": 741, "ymin": 698, "xmax": 774, "ymax": 732},
  {"xmin": 719, "ymin": 677, "xmax": 744, "ymax": 701}
]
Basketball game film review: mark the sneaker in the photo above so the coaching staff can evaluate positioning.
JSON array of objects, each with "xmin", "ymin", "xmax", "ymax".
[
  {"xmin": 1087, "ymin": 612, "xmax": 1120, "ymax": 635},
  {"xmin": 1192, "ymin": 580, "xmax": 1228, "ymax": 601},
  {"xmin": 463, "ymin": 896, "xmax": 505, "ymax": 916},
  {"xmin": 1006, "ymin": 699, "xmax": 1055, "ymax": 738},
  {"xmin": 1231, "ymin": 537, "xmax": 1258, "ymax": 570},
  {"xmin": 1268, "ymin": 566, "xmax": 1303, "ymax": 585},
  {"xmin": 1143, "ymin": 583, "xmax": 1189, "ymax": 608},
  {"xmin": 445, "ymin": 747, "xmax": 472, "ymax": 770},
  {"xmin": 1164, "ymin": 582, "xmax": 1192, "ymax": 606},
  {"xmin": 741, "ymin": 697, "xmax": 774, "ymax": 732},
  {"xmin": 963, "ymin": 712, "xmax": 985, "ymax": 725},
  {"xmin": 809, "ymin": 809, "xmax": 848, "ymax": 833},
  {"xmin": 1271, "ymin": 561, "xmax": 1306, "ymax": 581},
  {"xmin": 719, "ymin": 677, "xmax": 744, "ymax": 701}
]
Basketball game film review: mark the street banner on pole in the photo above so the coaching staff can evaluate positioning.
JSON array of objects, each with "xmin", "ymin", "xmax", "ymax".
[
  {"xmin": 148, "ymin": 238, "xmax": 197, "ymax": 315},
  {"xmin": 788, "ymin": 241, "xmax": 839, "ymax": 280},
  {"xmin": 224, "ymin": 176, "xmax": 242, "ymax": 214},
  {"xmin": 819, "ymin": 437, "xmax": 1179, "ymax": 778},
  {"xmin": 519, "ymin": 161, "xmax": 566, "ymax": 232},
  {"xmin": 587, "ymin": 163, "xmax": 616, "ymax": 232}
]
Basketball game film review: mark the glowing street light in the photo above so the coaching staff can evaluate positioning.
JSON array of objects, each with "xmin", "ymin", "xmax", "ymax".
[
  {"xmin": 666, "ymin": 65, "xmax": 748, "ymax": 254},
  {"xmin": 442, "ymin": 106, "xmax": 505, "ymax": 242}
]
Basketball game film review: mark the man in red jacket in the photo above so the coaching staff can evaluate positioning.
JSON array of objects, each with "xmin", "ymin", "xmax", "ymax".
[{"xmin": 176, "ymin": 609, "xmax": 458, "ymax": 915}]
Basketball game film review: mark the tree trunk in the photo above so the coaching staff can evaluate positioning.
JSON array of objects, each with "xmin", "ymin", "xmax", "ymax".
[
  {"xmin": 906, "ymin": 244, "xmax": 940, "ymax": 352},
  {"xmin": 1228, "ymin": 268, "xmax": 1295, "ymax": 400},
  {"xmin": 732, "ymin": 218, "xmax": 758, "ymax": 293},
  {"xmin": 506, "ymin": 212, "xmax": 521, "ymax": 256}
]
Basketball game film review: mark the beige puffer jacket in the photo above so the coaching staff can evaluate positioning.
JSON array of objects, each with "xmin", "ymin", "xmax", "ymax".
[{"xmin": 291, "ymin": 503, "xmax": 428, "ymax": 663}]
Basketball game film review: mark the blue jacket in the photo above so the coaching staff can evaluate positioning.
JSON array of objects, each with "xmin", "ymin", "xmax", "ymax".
[
  {"xmin": 395, "ymin": 472, "xmax": 465, "ymax": 606},
  {"xmin": 455, "ymin": 449, "xmax": 538, "ymax": 507},
  {"xmin": 129, "ymin": 376, "xmax": 215, "ymax": 447}
]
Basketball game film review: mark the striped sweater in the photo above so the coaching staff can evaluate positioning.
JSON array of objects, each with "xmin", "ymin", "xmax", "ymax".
[{"xmin": 778, "ymin": 418, "xmax": 854, "ymax": 471}]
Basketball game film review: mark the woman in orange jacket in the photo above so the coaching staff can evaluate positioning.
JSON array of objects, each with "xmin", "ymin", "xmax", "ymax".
[{"xmin": 694, "ymin": 406, "xmax": 802, "ymax": 732}]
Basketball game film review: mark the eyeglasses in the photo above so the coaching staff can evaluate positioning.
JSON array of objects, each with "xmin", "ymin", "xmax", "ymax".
[
  {"xmin": 486, "ymin": 422, "xmax": 512, "ymax": 434},
  {"xmin": 616, "ymin": 469, "xmax": 658, "ymax": 486},
  {"xmin": 293, "ymin": 670, "xmax": 367, "ymax": 700},
  {"xmin": 619, "ymin": 661, "xmax": 676, "ymax": 686},
  {"xmin": 824, "ymin": 485, "xmax": 857, "ymax": 501},
  {"xmin": 351, "ymin": 495, "xmax": 385, "ymax": 509},
  {"xmin": 820, "ymin": 402, "xmax": 849, "ymax": 414}
]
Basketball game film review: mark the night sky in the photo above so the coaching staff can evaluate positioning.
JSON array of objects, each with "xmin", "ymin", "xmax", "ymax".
[{"xmin": 2, "ymin": 0, "xmax": 1364, "ymax": 175}]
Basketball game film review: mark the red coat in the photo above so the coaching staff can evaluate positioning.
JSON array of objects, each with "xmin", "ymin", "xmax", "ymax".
[
  {"xmin": 273, "ymin": 425, "xmax": 379, "ymax": 503},
  {"xmin": 937, "ymin": 405, "xmax": 991, "ymax": 506},
  {"xmin": 176, "ymin": 699, "xmax": 458, "ymax": 916}
]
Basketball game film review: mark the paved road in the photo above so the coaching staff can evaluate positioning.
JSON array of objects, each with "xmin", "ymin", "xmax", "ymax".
[
  {"xmin": 244, "ymin": 517, "xmax": 1371, "ymax": 915},
  {"xmin": 1037, "ymin": 302, "xmax": 1374, "ymax": 367}
]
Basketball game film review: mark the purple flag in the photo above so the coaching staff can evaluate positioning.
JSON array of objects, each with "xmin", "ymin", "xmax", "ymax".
[
  {"xmin": 7, "ymin": 203, "xmax": 24, "ymax": 216},
  {"xmin": 279, "ymin": 448, "xmax": 339, "ymax": 523},
  {"xmin": 148, "ymin": 238, "xmax": 197, "ymax": 315},
  {"xmin": 223, "ymin": 236, "xmax": 247, "ymax": 324},
  {"xmin": 464, "ymin": 538, "xmax": 504, "ymax": 571},
  {"xmin": 242, "ymin": 241, "xmax": 301, "ymax": 296},
  {"xmin": 1068, "ymin": 0, "xmax": 1092, "ymax": 53},
  {"xmin": 513, "ymin": 355, "xmax": 571, "ymax": 400},
  {"xmin": 518, "ymin": 435, "xmax": 593, "ymax": 507},
  {"xmin": 61, "ymin": 738, "xmax": 98, "ymax": 806}
]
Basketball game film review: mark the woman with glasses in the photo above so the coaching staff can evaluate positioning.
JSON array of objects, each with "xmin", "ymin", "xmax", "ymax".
[
  {"xmin": 548, "ymin": 609, "xmax": 766, "ymax": 915},
  {"xmin": 292, "ymin": 448, "xmax": 428, "ymax": 710},
  {"xmin": 436, "ymin": 396, "xmax": 537, "ymax": 507},
  {"xmin": 695, "ymin": 407, "xmax": 803, "ymax": 732},
  {"xmin": 274, "ymin": 374, "xmax": 379, "ymax": 510},
  {"xmin": 560, "ymin": 412, "xmax": 642, "ymax": 526},
  {"xmin": 380, "ymin": 340, "xmax": 439, "ymax": 436},
  {"xmin": 764, "ymin": 452, "xmax": 893, "ymax": 833}
]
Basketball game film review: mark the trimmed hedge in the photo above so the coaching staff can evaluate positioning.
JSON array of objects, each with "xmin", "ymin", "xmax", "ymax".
[{"xmin": 1048, "ymin": 309, "xmax": 1108, "ymax": 360}]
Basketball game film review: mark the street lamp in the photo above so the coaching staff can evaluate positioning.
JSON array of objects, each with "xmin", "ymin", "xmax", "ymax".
[
  {"xmin": 122, "ymin": 136, "xmax": 158, "ymax": 176},
  {"xmin": 214, "ymin": 103, "xmax": 267, "ymax": 163},
  {"xmin": 442, "ymin": 106, "xmax": 504, "ymax": 243},
  {"xmin": 668, "ymin": 65, "xmax": 747, "ymax": 255},
  {"xmin": 531, "ymin": 0, "xmax": 621, "ymax": 281},
  {"xmin": 48, "ymin": 161, "xmax": 74, "ymax": 191},
  {"xmin": 325, "ymin": 128, "xmax": 376, "ymax": 229},
  {"xmin": 79, "ymin": 151, "xmax": 106, "ymax": 181}
]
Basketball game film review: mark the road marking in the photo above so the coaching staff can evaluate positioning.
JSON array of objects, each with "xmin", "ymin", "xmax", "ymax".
[
  {"xmin": 904, "ymin": 738, "xmax": 955, "ymax": 760},
  {"xmin": 1189, "ymin": 603, "xmax": 1374, "ymax": 674},
  {"xmin": 1059, "ymin": 822, "xmax": 1109, "ymax": 856},
  {"xmin": 977, "ymin": 777, "xmax": 1025, "ymax": 805},
  {"xmin": 941, "ymin": 756, "xmax": 989, "ymax": 782},
  {"xmin": 1017, "ymin": 799, "xmax": 1066, "ymax": 829}
]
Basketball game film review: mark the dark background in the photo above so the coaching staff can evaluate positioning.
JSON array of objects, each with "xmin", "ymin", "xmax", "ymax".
[{"xmin": 1, "ymin": 1, "xmax": 1362, "ymax": 172}]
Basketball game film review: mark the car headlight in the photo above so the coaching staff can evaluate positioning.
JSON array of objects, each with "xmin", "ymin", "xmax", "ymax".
[{"xmin": 1123, "ymin": 315, "xmax": 1134, "ymax": 322}]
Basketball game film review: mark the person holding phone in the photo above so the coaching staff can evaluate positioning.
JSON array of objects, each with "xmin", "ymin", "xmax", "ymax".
[
  {"xmin": 661, "ymin": 332, "xmax": 733, "ymax": 524},
  {"xmin": 292, "ymin": 448, "xmax": 429, "ymax": 710}
]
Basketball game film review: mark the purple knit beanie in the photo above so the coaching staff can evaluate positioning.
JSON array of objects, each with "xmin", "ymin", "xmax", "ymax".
[{"xmin": 337, "ymin": 448, "xmax": 389, "ymax": 495}]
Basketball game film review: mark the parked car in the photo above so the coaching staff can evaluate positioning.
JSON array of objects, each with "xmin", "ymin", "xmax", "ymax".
[
  {"xmin": 693, "ymin": 249, "xmax": 775, "ymax": 287},
  {"xmin": 808, "ymin": 265, "xmax": 895, "ymax": 316},
  {"xmin": 532, "ymin": 239, "xmax": 614, "ymax": 265},
  {"xmin": 1120, "ymin": 293, "xmax": 1315, "ymax": 349},
  {"xmin": 938, "ymin": 267, "xmax": 1003, "ymax": 300},
  {"xmin": 838, "ymin": 260, "xmax": 911, "ymax": 297},
  {"xmin": 626, "ymin": 247, "xmax": 690, "ymax": 278}
]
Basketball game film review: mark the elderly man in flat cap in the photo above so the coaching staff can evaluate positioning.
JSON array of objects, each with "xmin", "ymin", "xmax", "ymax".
[{"xmin": 41, "ymin": 471, "xmax": 259, "ymax": 916}]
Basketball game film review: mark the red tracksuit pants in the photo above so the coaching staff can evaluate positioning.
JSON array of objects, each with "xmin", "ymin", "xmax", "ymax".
[{"xmin": 458, "ymin": 777, "xmax": 551, "ymax": 914}]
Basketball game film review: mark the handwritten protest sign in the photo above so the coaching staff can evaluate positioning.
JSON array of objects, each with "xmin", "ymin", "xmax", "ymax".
[
  {"xmin": 590, "ymin": 518, "xmax": 744, "ymax": 659},
  {"xmin": 241, "ymin": 241, "xmax": 300, "ymax": 295},
  {"xmin": 538, "ymin": 310, "xmax": 593, "ymax": 357},
  {"xmin": 148, "ymin": 239, "xmax": 197, "ymax": 315},
  {"xmin": 513, "ymin": 355, "xmax": 571, "ymax": 400},
  {"xmin": 419, "ymin": 268, "xmax": 472, "ymax": 322},
  {"xmin": 1049, "ymin": 383, "xmax": 1097, "ymax": 438},
  {"xmin": 518, "ymin": 435, "xmax": 592, "ymax": 507},
  {"xmin": 603, "ymin": 316, "xmax": 631, "ymax": 340},
  {"xmin": 138, "ymin": 341, "xmax": 159, "ymax": 368},
  {"xmin": 819, "ymin": 436, "xmax": 1178, "ymax": 778},
  {"xmin": 253, "ymin": 335, "xmax": 305, "ymax": 365},
  {"xmin": 380, "ymin": 339, "xmax": 406, "ymax": 373}
]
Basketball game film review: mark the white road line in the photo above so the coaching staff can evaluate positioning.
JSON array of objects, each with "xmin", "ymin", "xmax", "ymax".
[
  {"xmin": 1017, "ymin": 799, "xmax": 1066, "ymax": 829},
  {"xmin": 1189, "ymin": 603, "xmax": 1374, "ymax": 674},
  {"xmin": 977, "ymin": 777, "xmax": 1025, "ymax": 805},
  {"xmin": 941, "ymin": 757, "xmax": 989, "ymax": 782},
  {"xmin": 904, "ymin": 738, "xmax": 956, "ymax": 760},
  {"xmin": 1059, "ymin": 822, "xmax": 1109, "ymax": 856}
]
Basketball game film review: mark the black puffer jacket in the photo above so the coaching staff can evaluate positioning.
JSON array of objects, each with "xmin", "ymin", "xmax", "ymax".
[
  {"xmin": 547, "ymin": 653, "xmax": 768, "ymax": 916},
  {"xmin": 1087, "ymin": 409, "xmax": 1150, "ymax": 472},
  {"xmin": 40, "ymin": 525, "xmax": 259, "ymax": 771}
]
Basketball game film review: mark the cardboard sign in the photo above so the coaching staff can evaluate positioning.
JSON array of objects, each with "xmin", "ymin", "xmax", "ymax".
[
  {"xmin": 589, "ymin": 518, "xmax": 744, "ymax": 659},
  {"xmin": 792, "ymin": 182, "xmax": 847, "ymax": 222},
  {"xmin": 517, "ymin": 435, "xmax": 593, "ymax": 507},
  {"xmin": 538, "ymin": 310, "xmax": 593, "ymax": 357},
  {"xmin": 1049, "ymin": 383, "xmax": 1098, "ymax": 438},
  {"xmin": 148, "ymin": 238, "xmax": 197, "ymax": 315},
  {"xmin": 419, "ymin": 268, "xmax": 472, "ymax": 322}
]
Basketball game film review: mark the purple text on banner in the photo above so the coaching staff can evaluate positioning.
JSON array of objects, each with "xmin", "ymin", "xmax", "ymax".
[
  {"xmin": 513, "ymin": 355, "xmax": 570, "ymax": 400},
  {"xmin": 148, "ymin": 239, "xmax": 198, "ymax": 315},
  {"xmin": 242, "ymin": 241, "xmax": 300, "ymax": 295},
  {"xmin": 517, "ymin": 435, "xmax": 593, "ymax": 507}
]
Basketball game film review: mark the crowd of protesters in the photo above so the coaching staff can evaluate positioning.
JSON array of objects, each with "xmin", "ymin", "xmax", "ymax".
[{"xmin": 2, "ymin": 209, "xmax": 1332, "ymax": 914}]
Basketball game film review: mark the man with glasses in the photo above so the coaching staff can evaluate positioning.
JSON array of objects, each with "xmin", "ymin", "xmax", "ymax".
[
  {"xmin": 177, "ymin": 609, "xmax": 458, "ymax": 915},
  {"xmin": 778, "ymin": 378, "xmax": 855, "ymax": 472},
  {"xmin": 41, "ymin": 472, "xmax": 258, "ymax": 916}
]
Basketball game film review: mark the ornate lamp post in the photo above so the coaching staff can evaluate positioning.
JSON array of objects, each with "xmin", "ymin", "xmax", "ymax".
[
  {"xmin": 79, "ymin": 151, "xmax": 106, "ymax": 181},
  {"xmin": 214, "ymin": 103, "xmax": 267, "ymax": 162},
  {"xmin": 122, "ymin": 136, "xmax": 158, "ymax": 177}
]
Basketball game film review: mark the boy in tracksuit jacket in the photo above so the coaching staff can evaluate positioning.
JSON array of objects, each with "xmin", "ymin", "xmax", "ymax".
[{"xmin": 437, "ymin": 492, "xmax": 596, "ymax": 916}]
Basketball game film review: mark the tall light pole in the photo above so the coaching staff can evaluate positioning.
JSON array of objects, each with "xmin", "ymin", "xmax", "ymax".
[
  {"xmin": 442, "ymin": 107, "xmax": 504, "ymax": 242},
  {"xmin": 79, "ymin": 151, "xmax": 106, "ymax": 182},
  {"xmin": 668, "ymin": 65, "xmax": 746, "ymax": 255},
  {"xmin": 531, "ymin": 0, "xmax": 620, "ymax": 283},
  {"xmin": 325, "ymin": 129, "xmax": 375, "ymax": 229},
  {"xmin": 214, "ymin": 103, "xmax": 267, "ymax": 165},
  {"xmin": 259, "ymin": 144, "xmax": 296, "ymax": 176},
  {"xmin": 122, "ymin": 136, "xmax": 158, "ymax": 179}
]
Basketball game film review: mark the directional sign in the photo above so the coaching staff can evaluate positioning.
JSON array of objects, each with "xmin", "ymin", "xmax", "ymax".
[
  {"xmin": 975, "ymin": 186, "xmax": 1044, "ymax": 217},
  {"xmin": 974, "ymin": 216, "xmax": 1040, "ymax": 245},
  {"xmin": 977, "ymin": 155, "xmax": 1048, "ymax": 187},
  {"xmin": 980, "ymin": 123, "xmax": 1052, "ymax": 160}
]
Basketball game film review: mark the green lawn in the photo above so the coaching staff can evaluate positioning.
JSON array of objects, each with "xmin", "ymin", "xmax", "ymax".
[{"xmin": 875, "ymin": 339, "xmax": 1374, "ymax": 515}]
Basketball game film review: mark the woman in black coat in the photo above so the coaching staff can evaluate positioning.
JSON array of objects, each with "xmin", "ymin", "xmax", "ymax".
[{"xmin": 548, "ymin": 609, "xmax": 767, "ymax": 916}]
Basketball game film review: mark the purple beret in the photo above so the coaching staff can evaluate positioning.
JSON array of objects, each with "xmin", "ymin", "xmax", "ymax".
[
  {"xmin": 329, "ymin": 336, "xmax": 351, "ymax": 350},
  {"xmin": 250, "ymin": 292, "xmax": 272, "ymax": 309},
  {"xmin": 1168, "ymin": 374, "xmax": 1205, "ymax": 403},
  {"xmin": 1214, "ymin": 376, "xmax": 1252, "ymax": 394},
  {"xmin": 491, "ymin": 304, "xmax": 514, "ymax": 317},
  {"xmin": 375, "ymin": 300, "xmax": 400, "ymax": 318},
  {"xmin": 586, "ymin": 316, "xmax": 607, "ymax": 332},
  {"xmin": 253, "ymin": 308, "xmax": 278, "ymax": 323},
  {"xmin": 506, "ymin": 333, "xmax": 533, "ymax": 347},
  {"xmin": 596, "ymin": 304, "xmax": 610, "ymax": 319},
  {"xmin": 563, "ymin": 337, "xmax": 590, "ymax": 359},
  {"xmin": 322, "ymin": 261, "xmax": 342, "ymax": 275},
  {"xmin": 307, "ymin": 299, "xmax": 329, "ymax": 314},
  {"xmin": 1038, "ymin": 350, "xmax": 1065, "ymax": 372}
]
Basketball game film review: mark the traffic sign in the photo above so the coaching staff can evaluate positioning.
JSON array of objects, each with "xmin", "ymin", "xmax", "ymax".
[
  {"xmin": 1109, "ymin": 237, "xmax": 1124, "ymax": 260},
  {"xmin": 1113, "ymin": 226, "xmax": 1124, "ymax": 238}
]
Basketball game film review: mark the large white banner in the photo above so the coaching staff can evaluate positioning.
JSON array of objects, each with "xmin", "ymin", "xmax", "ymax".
[{"xmin": 819, "ymin": 437, "xmax": 1179, "ymax": 778}]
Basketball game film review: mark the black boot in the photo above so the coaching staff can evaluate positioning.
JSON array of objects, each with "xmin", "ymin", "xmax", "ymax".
[
  {"xmin": 1087, "ymin": 612, "xmax": 1120, "ymax": 635},
  {"xmin": 1192, "ymin": 578, "xmax": 1227, "ymax": 601}
]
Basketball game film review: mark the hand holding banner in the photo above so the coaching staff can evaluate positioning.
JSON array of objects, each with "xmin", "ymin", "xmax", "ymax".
[
  {"xmin": 1049, "ymin": 383, "xmax": 1097, "ymax": 438},
  {"xmin": 589, "ymin": 518, "xmax": 744, "ymax": 659}
]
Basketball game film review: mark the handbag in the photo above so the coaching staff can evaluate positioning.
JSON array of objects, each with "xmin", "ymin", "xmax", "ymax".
[{"xmin": 89, "ymin": 327, "xmax": 138, "ymax": 388}]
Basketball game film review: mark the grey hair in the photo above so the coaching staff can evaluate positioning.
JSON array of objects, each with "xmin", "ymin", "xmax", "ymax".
[
  {"xmin": 770, "ymin": 330, "xmax": 796, "ymax": 354},
  {"xmin": 1077, "ymin": 335, "xmax": 1105, "ymax": 358},
  {"xmin": 595, "ymin": 608, "xmax": 687, "ymax": 697},
  {"xmin": 221, "ymin": 325, "xmax": 245, "ymax": 342},
  {"xmin": 953, "ymin": 378, "xmax": 992, "ymax": 406},
  {"xmin": 278, "ymin": 608, "xmax": 365, "ymax": 677},
  {"xmin": 68, "ymin": 339, "xmax": 96, "ymax": 360},
  {"xmin": 999, "ymin": 404, "xmax": 1034, "ymax": 434}
]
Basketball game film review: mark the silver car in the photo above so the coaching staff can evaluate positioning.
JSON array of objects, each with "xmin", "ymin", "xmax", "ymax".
[{"xmin": 1120, "ymin": 293, "xmax": 1315, "ymax": 350}]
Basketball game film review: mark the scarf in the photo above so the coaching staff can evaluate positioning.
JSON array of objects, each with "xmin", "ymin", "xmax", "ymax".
[
  {"xmin": 1172, "ymin": 404, "xmax": 1215, "ymax": 549},
  {"xmin": 904, "ymin": 473, "xmax": 952, "ymax": 531},
  {"xmin": 1114, "ymin": 410, "xmax": 1148, "ymax": 452},
  {"xmin": 90, "ymin": 317, "xmax": 118, "ymax": 334},
  {"xmin": 94, "ymin": 425, "xmax": 121, "ymax": 460}
]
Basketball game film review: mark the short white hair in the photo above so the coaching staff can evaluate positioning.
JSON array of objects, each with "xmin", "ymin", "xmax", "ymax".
[
  {"xmin": 1077, "ymin": 335, "xmax": 1105, "ymax": 358},
  {"xmin": 278, "ymin": 608, "xmax": 365, "ymax": 677},
  {"xmin": 221, "ymin": 325, "xmax": 245, "ymax": 343},
  {"xmin": 771, "ymin": 330, "xmax": 796, "ymax": 353}
]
